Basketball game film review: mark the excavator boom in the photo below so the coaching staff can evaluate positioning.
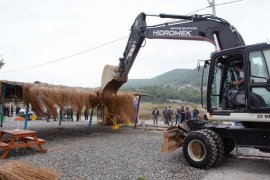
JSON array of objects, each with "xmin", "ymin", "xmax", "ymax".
[{"xmin": 101, "ymin": 12, "xmax": 245, "ymax": 93}]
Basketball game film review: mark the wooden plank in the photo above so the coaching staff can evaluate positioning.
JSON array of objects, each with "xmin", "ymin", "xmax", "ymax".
[
  {"xmin": 24, "ymin": 137, "xmax": 46, "ymax": 144},
  {"xmin": 0, "ymin": 142, "xmax": 9, "ymax": 147}
]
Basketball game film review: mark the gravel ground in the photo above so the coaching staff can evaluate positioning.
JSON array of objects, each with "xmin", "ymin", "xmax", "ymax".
[
  {"xmin": 0, "ymin": 118, "xmax": 206, "ymax": 180},
  {"xmin": 0, "ymin": 118, "xmax": 269, "ymax": 180}
]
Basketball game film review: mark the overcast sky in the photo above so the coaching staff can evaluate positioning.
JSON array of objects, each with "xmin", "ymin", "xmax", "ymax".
[{"xmin": 0, "ymin": 0, "xmax": 269, "ymax": 88}]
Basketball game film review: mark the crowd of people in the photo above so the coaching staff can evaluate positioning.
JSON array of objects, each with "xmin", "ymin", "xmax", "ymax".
[
  {"xmin": 47, "ymin": 107, "xmax": 91, "ymax": 122},
  {"xmin": 3, "ymin": 104, "xmax": 21, "ymax": 117},
  {"xmin": 152, "ymin": 106, "xmax": 199, "ymax": 126}
]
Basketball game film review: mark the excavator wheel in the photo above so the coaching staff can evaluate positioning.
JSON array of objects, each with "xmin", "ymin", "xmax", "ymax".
[
  {"xmin": 201, "ymin": 129, "xmax": 224, "ymax": 166},
  {"xmin": 183, "ymin": 129, "xmax": 220, "ymax": 169}
]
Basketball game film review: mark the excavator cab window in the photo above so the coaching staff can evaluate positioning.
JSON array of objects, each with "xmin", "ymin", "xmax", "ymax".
[
  {"xmin": 249, "ymin": 49, "xmax": 270, "ymax": 109},
  {"xmin": 209, "ymin": 61, "xmax": 223, "ymax": 109}
]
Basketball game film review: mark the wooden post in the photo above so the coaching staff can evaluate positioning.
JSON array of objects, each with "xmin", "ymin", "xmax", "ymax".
[
  {"xmin": 87, "ymin": 108, "xmax": 94, "ymax": 133},
  {"xmin": 23, "ymin": 104, "xmax": 29, "ymax": 130},
  {"xmin": 1, "ymin": 83, "xmax": 6, "ymax": 127}
]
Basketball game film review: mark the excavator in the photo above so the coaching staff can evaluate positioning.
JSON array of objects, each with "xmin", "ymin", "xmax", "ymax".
[{"xmin": 101, "ymin": 12, "xmax": 270, "ymax": 168}]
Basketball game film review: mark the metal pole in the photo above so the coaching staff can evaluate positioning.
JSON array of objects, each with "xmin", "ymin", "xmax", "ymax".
[
  {"xmin": 24, "ymin": 104, "xmax": 29, "ymax": 130},
  {"xmin": 1, "ymin": 84, "xmax": 6, "ymax": 127},
  {"xmin": 212, "ymin": 0, "xmax": 216, "ymax": 16},
  {"xmin": 87, "ymin": 108, "xmax": 94, "ymax": 133},
  {"xmin": 135, "ymin": 95, "xmax": 141, "ymax": 129},
  {"xmin": 208, "ymin": 0, "xmax": 218, "ymax": 51},
  {"xmin": 59, "ymin": 108, "xmax": 62, "ymax": 125},
  {"xmin": 208, "ymin": 0, "xmax": 216, "ymax": 16}
]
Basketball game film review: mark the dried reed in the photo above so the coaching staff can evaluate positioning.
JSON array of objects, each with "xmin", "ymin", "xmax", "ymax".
[
  {"xmin": 23, "ymin": 82, "xmax": 99, "ymax": 117},
  {"xmin": 100, "ymin": 91, "xmax": 134, "ymax": 124},
  {"xmin": 0, "ymin": 160, "xmax": 59, "ymax": 180}
]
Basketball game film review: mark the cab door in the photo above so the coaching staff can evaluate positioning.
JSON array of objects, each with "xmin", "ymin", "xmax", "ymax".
[{"xmin": 207, "ymin": 50, "xmax": 245, "ymax": 114}]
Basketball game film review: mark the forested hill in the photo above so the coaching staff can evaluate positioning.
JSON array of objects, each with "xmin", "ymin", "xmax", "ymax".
[
  {"xmin": 120, "ymin": 68, "xmax": 207, "ymax": 103},
  {"xmin": 123, "ymin": 68, "xmax": 203, "ymax": 88}
]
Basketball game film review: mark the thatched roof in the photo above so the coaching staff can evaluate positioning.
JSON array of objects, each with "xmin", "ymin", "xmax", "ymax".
[{"xmin": 0, "ymin": 80, "xmax": 25, "ymax": 102}]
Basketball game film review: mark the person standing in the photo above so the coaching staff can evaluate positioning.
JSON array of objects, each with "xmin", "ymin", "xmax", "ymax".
[
  {"xmin": 84, "ymin": 110, "xmax": 89, "ymax": 120},
  {"xmin": 167, "ymin": 106, "xmax": 174, "ymax": 126},
  {"xmin": 152, "ymin": 107, "xmax": 159, "ymax": 125},
  {"xmin": 180, "ymin": 106, "xmax": 185, "ymax": 123},
  {"xmin": 70, "ymin": 109, "xmax": 73, "ymax": 121},
  {"xmin": 175, "ymin": 108, "xmax": 180, "ymax": 125},
  {"xmin": 10, "ymin": 105, "xmax": 13, "ymax": 116},
  {"xmin": 185, "ymin": 107, "xmax": 192, "ymax": 121},
  {"xmin": 192, "ymin": 108, "xmax": 199, "ymax": 120},
  {"xmin": 76, "ymin": 108, "xmax": 81, "ymax": 121},
  {"xmin": 163, "ymin": 107, "xmax": 168, "ymax": 125},
  {"xmin": 16, "ymin": 105, "xmax": 20, "ymax": 115},
  {"xmin": 6, "ymin": 105, "xmax": 10, "ymax": 117}
]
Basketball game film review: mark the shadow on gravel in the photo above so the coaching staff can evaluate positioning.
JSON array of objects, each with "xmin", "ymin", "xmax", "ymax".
[{"xmin": 32, "ymin": 124, "xmax": 141, "ymax": 141}]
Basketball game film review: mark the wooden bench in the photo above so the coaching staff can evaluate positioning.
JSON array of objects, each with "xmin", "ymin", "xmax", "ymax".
[
  {"xmin": 24, "ymin": 137, "xmax": 46, "ymax": 144},
  {"xmin": 0, "ymin": 130, "xmax": 47, "ymax": 159},
  {"xmin": 0, "ymin": 142, "xmax": 9, "ymax": 150}
]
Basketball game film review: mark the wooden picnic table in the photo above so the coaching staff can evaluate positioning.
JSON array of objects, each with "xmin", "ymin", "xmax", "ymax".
[{"xmin": 0, "ymin": 129, "xmax": 47, "ymax": 159}]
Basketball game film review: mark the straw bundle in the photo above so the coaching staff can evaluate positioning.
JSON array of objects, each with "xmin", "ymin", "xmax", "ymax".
[
  {"xmin": 23, "ymin": 82, "xmax": 99, "ymax": 117},
  {"xmin": 100, "ymin": 91, "xmax": 135, "ymax": 125},
  {"xmin": 23, "ymin": 83, "xmax": 46, "ymax": 116},
  {"xmin": 0, "ymin": 161, "xmax": 59, "ymax": 180}
]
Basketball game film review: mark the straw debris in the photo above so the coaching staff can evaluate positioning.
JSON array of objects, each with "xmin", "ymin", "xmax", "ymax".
[{"xmin": 0, "ymin": 160, "xmax": 59, "ymax": 180}]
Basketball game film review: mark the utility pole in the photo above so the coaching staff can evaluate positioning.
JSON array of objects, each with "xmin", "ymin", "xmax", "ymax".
[
  {"xmin": 208, "ymin": 0, "xmax": 216, "ymax": 16},
  {"xmin": 207, "ymin": 0, "xmax": 219, "ymax": 50}
]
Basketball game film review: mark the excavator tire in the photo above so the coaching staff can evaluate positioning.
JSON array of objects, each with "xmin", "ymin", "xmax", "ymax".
[
  {"xmin": 183, "ymin": 129, "xmax": 219, "ymax": 169},
  {"xmin": 201, "ymin": 129, "xmax": 224, "ymax": 166}
]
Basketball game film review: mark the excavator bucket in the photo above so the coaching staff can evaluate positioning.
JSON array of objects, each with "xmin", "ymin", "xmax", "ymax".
[
  {"xmin": 101, "ymin": 65, "xmax": 126, "ymax": 94},
  {"xmin": 161, "ymin": 126, "xmax": 185, "ymax": 153}
]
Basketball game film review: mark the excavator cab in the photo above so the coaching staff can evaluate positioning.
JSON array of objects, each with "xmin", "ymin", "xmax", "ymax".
[{"xmin": 206, "ymin": 43, "xmax": 270, "ymax": 123}]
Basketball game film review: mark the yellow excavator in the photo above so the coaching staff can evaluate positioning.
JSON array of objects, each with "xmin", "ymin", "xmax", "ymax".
[{"xmin": 102, "ymin": 12, "xmax": 270, "ymax": 168}]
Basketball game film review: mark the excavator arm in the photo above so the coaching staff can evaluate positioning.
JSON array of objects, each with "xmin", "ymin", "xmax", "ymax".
[{"xmin": 101, "ymin": 12, "xmax": 245, "ymax": 93}]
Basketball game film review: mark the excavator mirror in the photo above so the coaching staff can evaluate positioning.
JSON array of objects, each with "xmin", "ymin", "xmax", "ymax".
[
  {"xmin": 197, "ymin": 60, "xmax": 201, "ymax": 72},
  {"xmin": 197, "ymin": 60, "xmax": 209, "ymax": 72}
]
